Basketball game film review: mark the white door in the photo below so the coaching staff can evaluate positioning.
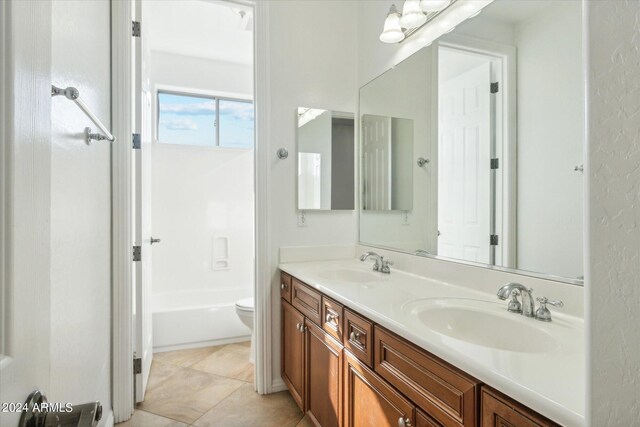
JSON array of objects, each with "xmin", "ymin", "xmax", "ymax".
[
  {"xmin": 438, "ymin": 62, "xmax": 492, "ymax": 264},
  {"xmin": 362, "ymin": 114, "xmax": 392, "ymax": 210},
  {"xmin": 0, "ymin": 1, "xmax": 51, "ymax": 424},
  {"xmin": 133, "ymin": 2, "xmax": 154, "ymax": 403}
]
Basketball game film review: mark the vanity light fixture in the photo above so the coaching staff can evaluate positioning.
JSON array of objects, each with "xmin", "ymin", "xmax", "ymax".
[
  {"xmin": 379, "ymin": 5, "xmax": 405, "ymax": 43},
  {"xmin": 380, "ymin": 0, "xmax": 457, "ymax": 44}
]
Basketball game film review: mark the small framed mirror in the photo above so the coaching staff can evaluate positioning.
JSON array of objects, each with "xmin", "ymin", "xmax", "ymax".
[{"xmin": 297, "ymin": 107, "xmax": 355, "ymax": 210}]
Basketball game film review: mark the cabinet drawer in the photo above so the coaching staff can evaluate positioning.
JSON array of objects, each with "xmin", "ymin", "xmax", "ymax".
[
  {"xmin": 417, "ymin": 410, "xmax": 443, "ymax": 427},
  {"xmin": 321, "ymin": 296, "xmax": 344, "ymax": 342},
  {"xmin": 343, "ymin": 308, "xmax": 373, "ymax": 368},
  {"xmin": 481, "ymin": 387, "xmax": 560, "ymax": 427},
  {"xmin": 280, "ymin": 272, "xmax": 292, "ymax": 303},
  {"xmin": 374, "ymin": 326, "xmax": 480, "ymax": 427},
  {"xmin": 292, "ymin": 278, "xmax": 322, "ymax": 326}
]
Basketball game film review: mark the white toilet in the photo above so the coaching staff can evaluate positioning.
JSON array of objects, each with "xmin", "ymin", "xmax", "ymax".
[{"xmin": 235, "ymin": 297, "xmax": 255, "ymax": 363}]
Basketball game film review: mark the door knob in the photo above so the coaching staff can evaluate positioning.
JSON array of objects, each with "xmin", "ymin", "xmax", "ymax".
[
  {"xmin": 150, "ymin": 237, "xmax": 161, "ymax": 244},
  {"xmin": 19, "ymin": 390, "xmax": 102, "ymax": 427}
]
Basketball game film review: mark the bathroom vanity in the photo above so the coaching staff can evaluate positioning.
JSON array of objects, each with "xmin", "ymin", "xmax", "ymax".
[{"xmin": 279, "ymin": 261, "xmax": 583, "ymax": 427}]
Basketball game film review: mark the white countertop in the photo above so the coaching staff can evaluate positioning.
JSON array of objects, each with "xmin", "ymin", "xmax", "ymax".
[{"xmin": 279, "ymin": 259, "xmax": 585, "ymax": 427}]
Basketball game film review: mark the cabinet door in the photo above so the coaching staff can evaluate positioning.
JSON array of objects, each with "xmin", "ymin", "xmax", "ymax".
[
  {"xmin": 344, "ymin": 351, "xmax": 415, "ymax": 427},
  {"xmin": 282, "ymin": 300, "xmax": 306, "ymax": 411},
  {"xmin": 481, "ymin": 387, "xmax": 559, "ymax": 427},
  {"xmin": 306, "ymin": 321, "xmax": 344, "ymax": 427}
]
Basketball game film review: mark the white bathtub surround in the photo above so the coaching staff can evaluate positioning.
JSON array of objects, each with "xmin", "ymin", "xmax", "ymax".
[
  {"xmin": 152, "ymin": 289, "xmax": 252, "ymax": 352},
  {"xmin": 280, "ymin": 259, "xmax": 584, "ymax": 427}
]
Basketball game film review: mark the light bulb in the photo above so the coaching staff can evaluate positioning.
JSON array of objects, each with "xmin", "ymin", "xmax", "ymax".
[
  {"xmin": 379, "ymin": 5, "xmax": 405, "ymax": 43},
  {"xmin": 400, "ymin": 0, "xmax": 427, "ymax": 29},
  {"xmin": 420, "ymin": 0, "xmax": 451, "ymax": 13}
]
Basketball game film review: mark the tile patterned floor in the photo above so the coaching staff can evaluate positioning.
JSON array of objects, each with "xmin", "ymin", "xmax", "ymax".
[{"xmin": 117, "ymin": 342, "xmax": 312, "ymax": 427}]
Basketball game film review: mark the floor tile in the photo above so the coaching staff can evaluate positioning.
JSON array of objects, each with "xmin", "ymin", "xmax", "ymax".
[
  {"xmin": 116, "ymin": 410, "xmax": 187, "ymax": 427},
  {"xmin": 138, "ymin": 367, "xmax": 244, "ymax": 424},
  {"xmin": 296, "ymin": 414, "xmax": 315, "ymax": 427},
  {"xmin": 146, "ymin": 360, "xmax": 181, "ymax": 391},
  {"xmin": 153, "ymin": 346, "xmax": 220, "ymax": 368},
  {"xmin": 193, "ymin": 383, "xmax": 303, "ymax": 427},
  {"xmin": 191, "ymin": 343, "xmax": 254, "ymax": 382}
]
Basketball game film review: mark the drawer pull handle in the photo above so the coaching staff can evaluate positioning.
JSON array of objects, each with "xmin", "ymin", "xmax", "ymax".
[
  {"xmin": 398, "ymin": 416, "xmax": 411, "ymax": 427},
  {"xmin": 326, "ymin": 313, "xmax": 338, "ymax": 324},
  {"xmin": 281, "ymin": 283, "xmax": 287, "ymax": 290},
  {"xmin": 349, "ymin": 331, "xmax": 361, "ymax": 342},
  {"xmin": 296, "ymin": 323, "xmax": 306, "ymax": 333}
]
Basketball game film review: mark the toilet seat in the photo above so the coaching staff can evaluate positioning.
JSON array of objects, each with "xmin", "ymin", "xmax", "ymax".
[{"xmin": 235, "ymin": 297, "xmax": 254, "ymax": 311}]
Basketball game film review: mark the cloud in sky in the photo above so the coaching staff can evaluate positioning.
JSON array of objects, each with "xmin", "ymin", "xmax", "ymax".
[
  {"xmin": 161, "ymin": 118, "xmax": 198, "ymax": 130},
  {"xmin": 160, "ymin": 102, "xmax": 215, "ymax": 116},
  {"xmin": 160, "ymin": 99, "xmax": 254, "ymax": 121}
]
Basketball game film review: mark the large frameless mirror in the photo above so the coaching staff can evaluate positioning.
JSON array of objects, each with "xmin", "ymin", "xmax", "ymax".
[{"xmin": 359, "ymin": 0, "xmax": 584, "ymax": 284}]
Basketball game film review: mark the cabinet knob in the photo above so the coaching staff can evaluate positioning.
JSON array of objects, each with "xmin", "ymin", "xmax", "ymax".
[
  {"xmin": 281, "ymin": 283, "xmax": 286, "ymax": 290},
  {"xmin": 326, "ymin": 313, "xmax": 337, "ymax": 324},
  {"xmin": 349, "ymin": 331, "xmax": 361, "ymax": 342},
  {"xmin": 398, "ymin": 416, "xmax": 412, "ymax": 427}
]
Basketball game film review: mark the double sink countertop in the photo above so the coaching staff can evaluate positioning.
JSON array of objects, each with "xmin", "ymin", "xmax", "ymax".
[{"xmin": 279, "ymin": 259, "xmax": 584, "ymax": 427}]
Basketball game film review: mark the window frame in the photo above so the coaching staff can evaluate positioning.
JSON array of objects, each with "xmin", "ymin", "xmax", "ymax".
[{"xmin": 155, "ymin": 88, "xmax": 254, "ymax": 150}]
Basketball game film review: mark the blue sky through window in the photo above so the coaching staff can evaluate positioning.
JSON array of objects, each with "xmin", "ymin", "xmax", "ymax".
[{"xmin": 158, "ymin": 92, "xmax": 254, "ymax": 148}]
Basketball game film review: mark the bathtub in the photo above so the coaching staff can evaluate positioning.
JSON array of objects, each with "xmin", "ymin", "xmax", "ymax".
[{"xmin": 152, "ymin": 288, "xmax": 252, "ymax": 352}]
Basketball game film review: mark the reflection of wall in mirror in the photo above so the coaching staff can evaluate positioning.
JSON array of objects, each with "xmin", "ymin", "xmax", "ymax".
[
  {"xmin": 359, "ymin": 47, "xmax": 435, "ymax": 253},
  {"xmin": 298, "ymin": 110, "xmax": 332, "ymax": 210},
  {"xmin": 298, "ymin": 153, "xmax": 322, "ymax": 210}
]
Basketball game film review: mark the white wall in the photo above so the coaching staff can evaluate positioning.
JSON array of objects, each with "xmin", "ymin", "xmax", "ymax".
[
  {"xmin": 152, "ymin": 145, "xmax": 254, "ymax": 295},
  {"xmin": 267, "ymin": 0, "xmax": 359, "ymax": 386},
  {"xmin": 50, "ymin": 0, "xmax": 112, "ymax": 424},
  {"xmin": 514, "ymin": 2, "xmax": 583, "ymax": 279},
  {"xmin": 588, "ymin": 1, "xmax": 640, "ymax": 425}
]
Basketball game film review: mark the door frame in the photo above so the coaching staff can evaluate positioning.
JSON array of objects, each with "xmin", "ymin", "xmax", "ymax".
[
  {"xmin": 436, "ymin": 34, "xmax": 517, "ymax": 268},
  {"xmin": 111, "ymin": 0, "xmax": 272, "ymax": 422}
]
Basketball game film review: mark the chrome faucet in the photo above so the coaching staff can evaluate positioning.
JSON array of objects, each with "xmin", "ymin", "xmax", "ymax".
[
  {"xmin": 360, "ymin": 252, "xmax": 393, "ymax": 274},
  {"xmin": 497, "ymin": 282, "xmax": 535, "ymax": 317}
]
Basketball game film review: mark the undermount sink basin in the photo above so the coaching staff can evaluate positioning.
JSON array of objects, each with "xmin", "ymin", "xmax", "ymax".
[
  {"xmin": 403, "ymin": 298, "xmax": 560, "ymax": 353},
  {"xmin": 317, "ymin": 268, "xmax": 382, "ymax": 283}
]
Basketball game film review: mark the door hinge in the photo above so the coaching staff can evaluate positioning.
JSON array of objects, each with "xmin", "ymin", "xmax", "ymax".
[
  {"xmin": 132, "ymin": 133, "xmax": 141, "ymax": 150},
  {"xmin": 133, "ymin": 245, "xmax": 141, "ymax": 262},
  {"xmin": 490, "ymin": 235, "xmax": 499, "ymax": 246},
  {"xmin": 132, "ymin": 21, "xmax": 141, "ymax": 37},
  {"xmin": 133, "ymin": 357, "xmax": 142, "ymax": 374},
  {"xmin": 490, "ymin": 82, "xmax": 499, "ymax": 93},
  {"xmin": 490, "ymin": 158, "xmax": 500, "ymax": 170}
]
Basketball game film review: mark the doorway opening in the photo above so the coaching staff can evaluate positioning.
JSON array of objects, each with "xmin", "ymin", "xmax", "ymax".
[{"xmin": 132, "ymin": 0, "xmax": 256, "ymax": 405}]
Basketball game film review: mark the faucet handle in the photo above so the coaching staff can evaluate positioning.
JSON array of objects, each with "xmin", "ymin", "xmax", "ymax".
[
  {"xmin": 507, "ymin": 290, "xmax": 522, "ymax": 313},
  {"xmin": 535, "ymin": 297, "xmax": 564, "ymax": 322}
]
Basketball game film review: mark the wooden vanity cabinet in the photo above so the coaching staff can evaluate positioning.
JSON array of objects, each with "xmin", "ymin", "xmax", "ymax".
[
  {"xmin": 282, "ymin": 300, "xmax": 306, "ymax": 411},
  {"xmin": 281, "ymin": 272, "xmax": 561, "ymax": 427},
  {"xmin": 306, "ymin": 320, "xmax": 344, "ymax": 427},
  {"xmin": 481, "ymin": 387, "xmax": 560, "ymax": 427},
  {"xmin": 344, "ymin": 351, "xmax": 415, "ymax": 427}
]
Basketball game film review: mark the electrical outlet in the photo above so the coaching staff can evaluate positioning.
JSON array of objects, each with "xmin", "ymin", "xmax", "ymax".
[
  {"xmin": 401, "ymin": 211, "xmax": 410, "ymax": 225},
  {"xmin": 297, "ymin": 211, "xmax": 308, "ymax": 227}
]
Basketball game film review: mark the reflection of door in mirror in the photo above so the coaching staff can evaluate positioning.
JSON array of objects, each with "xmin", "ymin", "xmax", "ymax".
[
  {"xmin": 362, "ymin": 114, "xmax": 413, "ymax": 211},
  {"xmin": 438, "ymin": 51, "xmax": 493, "ymax": 265}
]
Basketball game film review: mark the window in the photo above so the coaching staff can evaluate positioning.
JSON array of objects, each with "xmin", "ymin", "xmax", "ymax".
[{"xmin": 157, "ymin": 91, "xmax": 254, "ymax": 148}]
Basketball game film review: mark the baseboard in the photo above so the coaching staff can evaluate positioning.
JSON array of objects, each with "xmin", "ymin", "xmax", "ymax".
[
  {"xmin": 271, "ymin": 377, "xmax": 288, "ymax": 393},
  {"xmin": 153, "ymin": 335, "xmax": 251, "ymax": 353},
  {"xmin": 101, "ymin": 409, "xmax": 114, "ymax": 427}
]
